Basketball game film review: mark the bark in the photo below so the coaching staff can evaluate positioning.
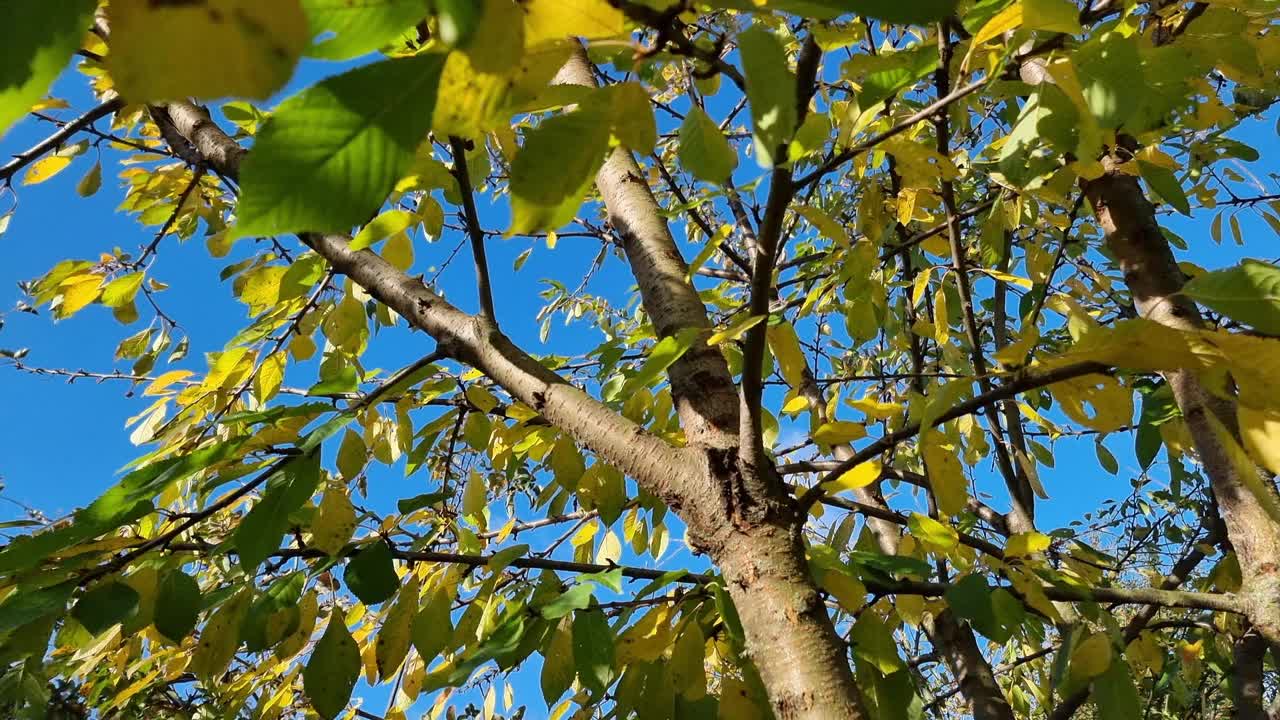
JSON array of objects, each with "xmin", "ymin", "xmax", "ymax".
[
  {"xmin": 1233, "ymin": 631, "xmax": 1268, "ymax": 720},
  {"xmin": 552, "ymin": 45, "xmax": 740, "ymax": 450}
]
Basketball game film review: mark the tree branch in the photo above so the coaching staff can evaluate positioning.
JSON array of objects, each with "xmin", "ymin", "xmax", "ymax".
[
  {"xmin": 0, "ymin": 96, "xmax": 123, "ymax": 183},
  {"xmin": 448, "ymin": 136, "xmax": 498, "ymax": 322}
]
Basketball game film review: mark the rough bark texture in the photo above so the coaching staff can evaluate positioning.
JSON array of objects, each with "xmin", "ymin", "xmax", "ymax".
[
  {"xmin": 1233, "ymin": 631, "xmax": 1268, "ymax": 720},
  {"xmin": 1082, "ymin": 159, "xmax": 1280, "ymax": 645}
]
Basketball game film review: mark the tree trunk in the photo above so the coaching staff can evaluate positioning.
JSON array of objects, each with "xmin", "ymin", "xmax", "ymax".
[
  {"xmin": 714, "ymin": 517, "xmax": 867, "ymax": 718},
  {"xmin": 1081, "ymin": 161, "xmax": 1280, "ymax": 644}
]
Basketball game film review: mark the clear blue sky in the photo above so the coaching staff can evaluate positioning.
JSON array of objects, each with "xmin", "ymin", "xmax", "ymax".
[{"xmin": 1, "ymin": 48, "xmax": 1278, "ymax": 717}]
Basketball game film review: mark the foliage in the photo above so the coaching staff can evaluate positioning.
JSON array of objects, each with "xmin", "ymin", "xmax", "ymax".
[{"xmin": 1, "ymin": 0, "xmax": 1280, "ymax": 718}]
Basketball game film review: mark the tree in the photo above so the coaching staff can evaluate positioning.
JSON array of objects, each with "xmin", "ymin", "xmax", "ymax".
[{"xmin": 0, "ymin": 0, "xmax": 1278, "ymax": 718}]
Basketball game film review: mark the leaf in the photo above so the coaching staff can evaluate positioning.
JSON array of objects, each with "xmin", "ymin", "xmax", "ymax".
[
  {"xmin": 824, "ymin": 460, "xmax": 882, "ymax": 492},
  {"xmin": 100, "ymin": 273, "xmax": 145, "ymax": 308},
  {"xmin": 241, "ymin": 572, "xmax": 306, "ymax": 652},
  {"xmin": 678, "ymin": 106, "xmax": 737, "ymax": 184},
  {"xmin": 628, "ymin": 328, "xmax": 701, "ymax": 391},
  {"xmin": 23, "ymin": 155, "xmax": 72, "ymax": 185},
  {"xmin": 336, "ymin": 430, "xmax": 367, "ymax": 481},
  {"xmin": 1139, "ymin": 161, "xmax": 1190, "ymax": 216},
  {"xmin": 154, "ymin": 571, "xmax": 202, "ymax": 643},
  {"xmin": 921, "ymin": 429, "xmax": 968, "ymax": 516},
  {"xmin": 397, "ymin": 491, "xmax": 449, "ymax": 515},
  {"xmin": 572, "ymin": 608, "xmax": 615, "ymax": 693},
  {"xmin": 852, "ymin": 43, "xmax": 938, "ymax": 109},
  {"xmin": 813, "ymin": 421, "xmax": 866, "ymax": 445},
  {"xmin": 275, "ymin": 589, "xmax": 319, "ymax": 660},
  {"xmin": 522, "ymin": 0, "xmax": 625, "ymax": 47},
  {"xmin": 0, "ymin": 0, "xmax": 96, "ymax": 138},
  {"xmin": 76, "ymin": 160, "xmax": 102, "ymax": 197},
  {"xmin": 305, "ymin": 615, "xmax": 361, "ymax": 719},
  {"xmin": 1076, "ymin": 33, "xmax": 1145, "ymax": 130},
  {"xmin": 0, "ymin": 582, "xmax": 73, "ymax": 635},
  {"xmin": 1004, "ymin": 531, "xmax": 1051, "ymax": 558},
  {"xmin": 907, "ymin": 512, "xmax": 958, "ymax": 552},
  {"xmin": 302, "ymin": 0, "xmax": 431, "ymax": 60},
  {"xmin": 739, "ymin": 25, "xmax": 796, "ymax": 168},
  {"xmin": 189, "ymin": 590, "xmax": 250, "ymax": 680},
  {"xmin": 509, "ymin": 106, "xmax": 611, "ymax": 219},
  {"xmin": 343, "ymin": 541, "xmax": 400, "ymax": 606},
  {"xmin": 766, "ymin": 322, "xmax": 807, "ymax": 388},
  {"xmin": 411, "ymin": 589, "xmax": 454, "ymax": 665},
  {"xmin": 1183, "ymin": 260, "xmax": 1280, "ymax": 336},
  {"xmin": 772, "ymin": 0, "xmax": 958, "ymax": 25},
  {"xmin": 1070, "ymin": 633, "xmax": 1113, "ymax": 680},
  {"xmin": 376, "ymin": 576, "xmax": 419, "ymax": 680},
  {"xmin": 539, "ymin": 583, "xmax": 594, "ymax": 620},
  {"xmin": 1091, "ymin": 655, "xmax": 1142, "ymax": 720},
  {"xmin": 108, "ymin": 0, "xmax": 310, "ymax": 101},
  {"xmin": 235, "ymin": 452, "xmax": 321, "ymax": 570},
  {"xmin": 234, "ymin": 53, "xmax": 447, "ymax": 238},
  {"xmin": 310, "ymin": 486, "xmax": 358, "ymax": 555},
  {"xmin": 350, "ymin": 209, "xmax": 416, "ymax": 251},
  {"xmin": 541, "ymin": 619, "xmax": 575, "ymax": 705}
]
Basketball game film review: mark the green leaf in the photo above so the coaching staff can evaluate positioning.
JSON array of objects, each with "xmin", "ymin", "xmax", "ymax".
[
  {"xmin": 738, "ymin": 25, "xmax": 797, "ymax": 168},
  {"xmin": 343, "ymin": 541, "xmax": 400, "ymax": 605},
  {"xmin": 241, "ymin": 572, "xmax": 306, "ymax": 652},
  {"xmin": 0, "ymin": 0, "xmax": 97, "ymax": 138},
  {"xmin": 76, "ymin": 161, "xmax": 102, "ymax": 197},
  {"xmin": 234, "ymin": 53, "xmax": 447, "ymax": 238},
  {"xmin": 572, "ymin": 608, "xmax": 615, "ymax": 693},
  {"xmin": 541, "ymin": 620, "xmax": 575, "ymax": 705},
  {"xmin": 235, "ymin": 452, "xmax": 321, "ymax": 570},
  {"xmin": 678, "ymin": 106, "xmax": 738, "ymax": 184},
  {"xmin": 1076, "ymin": 33, "xmax": 1145, "ymax": 130},
  {"xmin": 1183, "ymin": 260, "xmax": 1280, "ymax": 335},
  {"xmin": 509, "ymin": 106, "xmax": 611, "ymax": 212},
  {"xmin": 0, "ymin": 582, "xmax": 73, "ymax": 636},
  {"xmin": 1091, "ymin": 655, "xmax": 1142, "ymax": 720},
  {"xmin": 72, "ymin": 582, "xmax": 140, "ymax": 635},
  {"xmin": 154, "ymin": 571, "xmax": 202, "ymax": 643},
  {"xmin": 189, "ymin": 590, "xmax": 251, "ymax": 680},
  {"xmin": 538, "ymin": 582, "xmax": 594, "ymax": 620},
  {"xmin": 411, "ymin": 588, "xmax": 454, "ymax": 665},
  {"xmin": 302, "ymin": 0, "xmax": 432, "ymax": 60},
  {"xmin": 305, "ymin": 615, "xmax": 361, "ymax": 719},
  {"xmin": 626, "ymin": 328, "xmax": 702, "ymax": 393},
  {"xmin": 435, "ymin": 0, "xmax": 483, "ymax": 46},
  {"xmin": 397, "ymin": 491, "xmax": 449, "ymax": 514},
  {"xmin": 851, "ymin": 43, "xmax": 939, "ymax": 109},
  {"xmin": 1139, "ymin": 161, "xmax": 1190, "ymax": 216},
  {"xmin": 715, "ymin": 0, "xmax": 957, "ymax": 25}
]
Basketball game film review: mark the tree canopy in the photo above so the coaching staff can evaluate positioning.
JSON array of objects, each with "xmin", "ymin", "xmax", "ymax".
[{"xmin": 2, "ymin": 0, "xmax": 1280, "ymax": 718}]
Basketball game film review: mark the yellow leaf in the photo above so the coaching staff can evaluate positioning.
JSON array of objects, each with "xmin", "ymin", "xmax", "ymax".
[
  {"xmin": 351, "ymin": 210, "xmax": 415, "ymax": 251},
  {"xmin": 23, "ymin": 155, "xmax": 72, "ymax": 185},
  {"xmin": 310, "ymin": 486, "xmax": 358, "ymax": 556},
  {"xmin": 781, "ymin": 394, "xmax": 809, "ymax": 414},
  {"xmin": 766, "ymin": 322, "xmax": 807, "ymax": 388},
  {"xmin": 189, "ymin": 591, "xmax": 251, "ymax": 680},
  {"xmin": 382, "ymin": 231, "xmax": 414, "ymax": 271},
  {"xmin": 616, "ymin": 606, "xmax": 672, "ymax": 664},
  {"xmin": 813, "ymin": 421, "xmax": 866, "ymax": 446},
  {"xmin": 144, "ymin": 370, "xmax": 194, "ymax": 396},
  {"xmin": 55, "ymin": 274, "xmax": 104, "ymax": 319},
  {"xmin": 275, "ymin": 590, "xmax": 319, "ymax": 660},
  {"xmin": 1052, "ymin": 374, "xmax": 1134, "ymax": 433},
  {"xmin": 376, "ymin": 576, "xmax": 419, "ymax": 681},
  {"xmin": 1004, "ymin": 531, "xmax": 1051, "ymax": 558},
  {"xmin": 523, "ymin": 0, "xmax": 625, "ymax": 47},
  {"xmin": 796, "ymin": 205, "xmax": 851, "ymax": 247},
  {"xmin": 821, "ymin": 570, "xmax": 867, "ymax": 614},
  {"xmin": 708, "ymin": 315, "xmax": 766, "ymax": 346},
  {"xmin": 100, "ymin": 273, "xmax": 144, "ymax": 308},
  {"xmin": 973, "ymin": 1, "xmax": 1023, "ymax": 45},
  {"xmin": 908, "ymin": 512, "xmax": 958, "ymax": 552},
  {"xmin": 108, "ymin": 0, "xmax": 309, "ymax": 101},
  {"xmin": 921, "ymin": 429, "xmax": 968, "ymax": 516},
  {"xmin": 1239, "ymin": 404, "xmax": 1280, "ymax": 476},
  {"xmin": 848, "ymin": 395, "xmax": 904, "ymax": 420},
  {"xmin": 254, "ymin": 353, "xmax": 286, "ymax": 403},
  {"xmin": 980, "ymin": 269, "xmax": 1034, "ymax": 289},
  {"xmin": 465, "ymin": 385, "xmax": 500, "ymax": 413},
  {"xmin": 825, "ymin": 460, "xmax": 882, "ymax": 492},
  {"xmin": 1125, "ymin": 631, "xmax": 1164, "ymax": 675},
  {"xmin": 1070, "ymin": 633, "xmax": 1113, "ymax": 680},
  {"xmin": 718, "ymin": 676, "xmax": 765, "ymax": 720}
]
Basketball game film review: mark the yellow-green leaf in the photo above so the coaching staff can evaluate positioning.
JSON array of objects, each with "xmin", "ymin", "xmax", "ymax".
[
  {"xmin": 310, "ymin": 487, "xmax": 358, "ymax": 556},
  {"xmin": 108, "ymin": 0, "xmax": 310, "ymax": 101}
]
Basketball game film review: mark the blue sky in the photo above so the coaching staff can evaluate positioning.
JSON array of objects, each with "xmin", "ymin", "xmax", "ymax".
[{"xmin": 1, "ymin": 45, "xmax": 1278, "ymax": 718}]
